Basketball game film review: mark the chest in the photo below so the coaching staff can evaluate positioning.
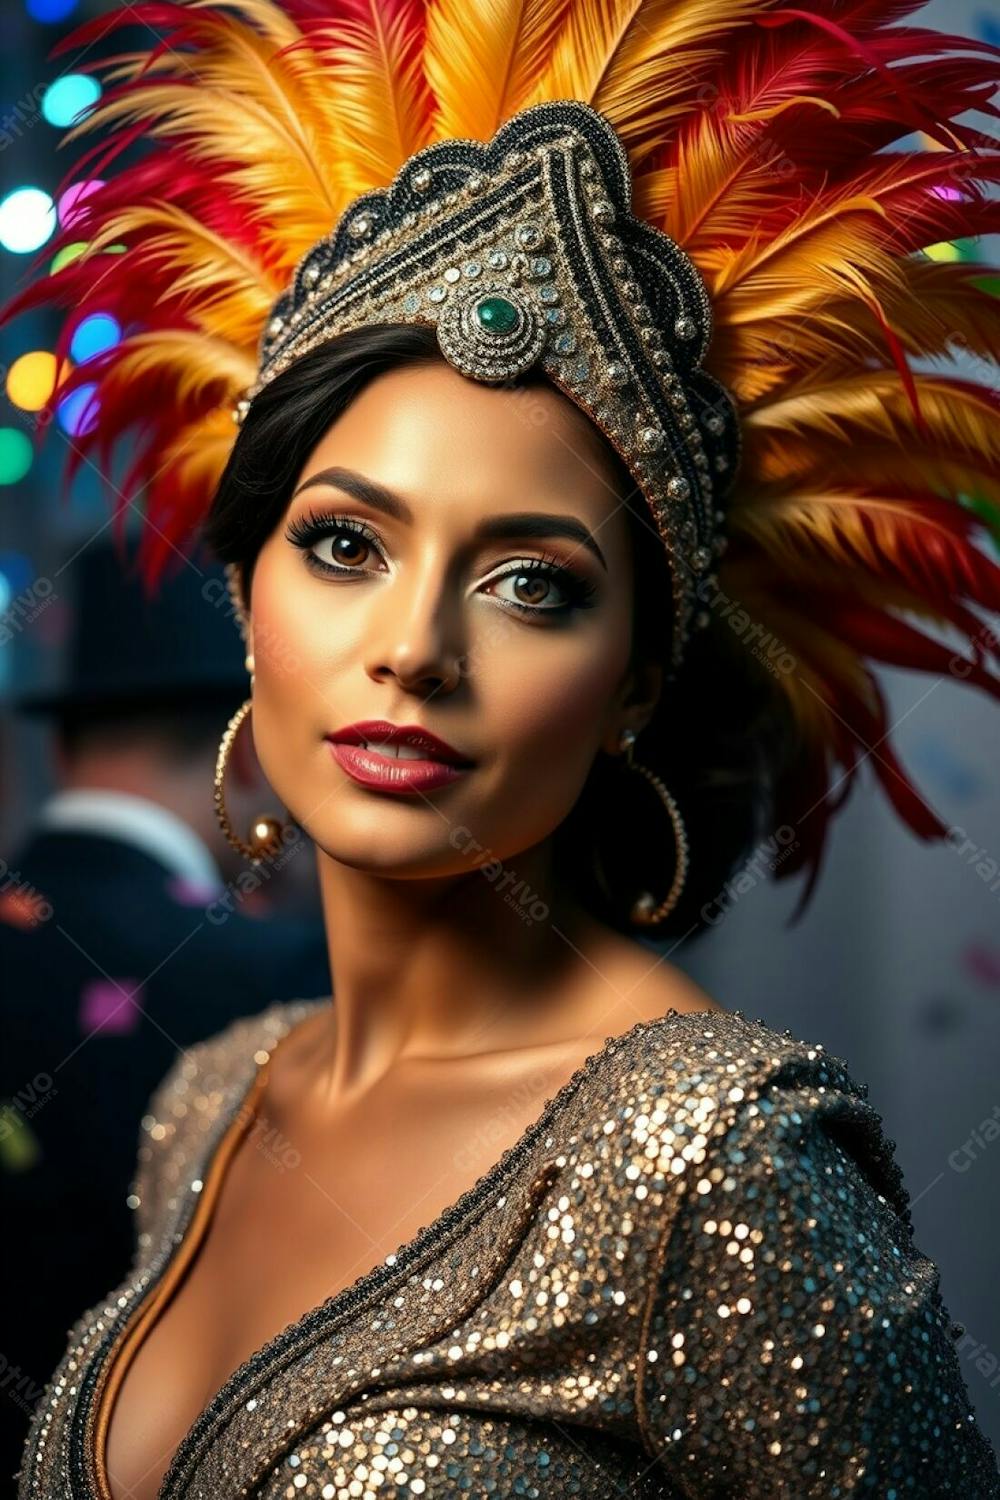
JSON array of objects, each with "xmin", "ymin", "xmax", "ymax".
[{"xmin": 99, "ymin": 1052, "xmax": 591, "ymax": 1500}]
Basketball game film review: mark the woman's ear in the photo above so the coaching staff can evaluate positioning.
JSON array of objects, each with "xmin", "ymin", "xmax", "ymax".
[{"xmin": 602, "ymin": 656, "xmax": 663, "ymax": 754}]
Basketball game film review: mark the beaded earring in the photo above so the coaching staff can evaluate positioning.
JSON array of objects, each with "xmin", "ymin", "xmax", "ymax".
[
  {"xmin": 617, "ymin": 727, "xmax": 689, "ymax": 926},
  {"xmin": 213, "ymin": 665, "xmax": 295, "ymax": 865}
]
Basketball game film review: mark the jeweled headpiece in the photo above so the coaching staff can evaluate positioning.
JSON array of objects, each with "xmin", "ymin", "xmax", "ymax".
[
  {"xmin": 239, "ymin": 101, "xmax": 739, "ymax": 669},
  {"xmin": 4, "ymin": 0, "xmax": 999, "ymax": 914}
]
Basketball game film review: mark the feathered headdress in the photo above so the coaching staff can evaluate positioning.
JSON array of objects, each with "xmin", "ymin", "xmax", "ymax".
[{"xmin": 3, "ymin": 0, "xmax": 999, "ymax": 914}]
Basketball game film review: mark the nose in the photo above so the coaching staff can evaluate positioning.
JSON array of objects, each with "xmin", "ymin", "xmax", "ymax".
[{"xmin": 364, "ymin": 556, "xmax": 466, "ymax": 697}]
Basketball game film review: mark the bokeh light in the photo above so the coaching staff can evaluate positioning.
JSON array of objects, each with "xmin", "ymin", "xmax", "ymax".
[
  {"xmin": 50, "ymin": 241, "xmax": 127, "ymax": 273},
  {"xmin": 0, "ymin": 429, "xmax": 34, "ymax": 485},
  {"xmin": 6, "ymin": 351, "xmax": 69, "ymax": 411},
  {"xmin": 50, "ymin": 241, "xmax": 87, "ymax": 273},
  {"xmin": 26, "ymin": 0, "xmax": 80, "ymax": 20},
  {"xmin": 0, "ymin": 187, "xmax": 56, "ymax": 254},
  {"xmin": 42, "ymin": 74, "xmax": 101, "ymax": 129},
  {"xmin": 57, "ymin": 179, "xmax": 104, "ymax": 231},
  {"xmin": 70, "ymin": 312, "xmax": 120, "ymax": 363},
  {"xmin": 923, "ymin": 239, "xmax": 976, "ymax": 263},
  {"xmin": 56, "ymin": 383, "xmax": 99, "ymax": 437}
]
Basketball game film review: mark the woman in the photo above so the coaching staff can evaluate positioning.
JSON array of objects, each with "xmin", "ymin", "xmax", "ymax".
[{"xmin": 6, "ymin": 0, "xmax": 1000, "ymax": 1495}]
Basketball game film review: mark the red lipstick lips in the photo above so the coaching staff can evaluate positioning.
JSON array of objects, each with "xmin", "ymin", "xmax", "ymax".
[{"xmin": 325, "ymin": 720, "xmax": 474, "ymax": 794}]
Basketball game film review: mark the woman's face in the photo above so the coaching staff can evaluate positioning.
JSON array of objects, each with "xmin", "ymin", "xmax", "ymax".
[{"xmin": 244, "ymin": 358, "xmax": 660, "ymax": 879}]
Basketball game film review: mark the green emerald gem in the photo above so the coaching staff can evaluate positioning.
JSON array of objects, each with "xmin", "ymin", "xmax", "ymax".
[{"xmin": 474, "ymin": 296, "xmax": 519, "ymax": 334}]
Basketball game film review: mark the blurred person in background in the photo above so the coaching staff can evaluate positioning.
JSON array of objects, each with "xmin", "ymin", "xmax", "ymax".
[{"xmin": 0, "ymin": 538, "xmax": 331, "ymax": 1494}]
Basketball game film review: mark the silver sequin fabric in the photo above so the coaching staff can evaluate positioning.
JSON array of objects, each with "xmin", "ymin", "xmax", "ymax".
[{"xmin": 16, "ymin": 997, "xmax": 1000, "ymax": 1498}]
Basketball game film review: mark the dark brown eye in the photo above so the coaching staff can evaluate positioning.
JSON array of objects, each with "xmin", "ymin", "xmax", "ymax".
[
  {"xmin": 285, "ymin": 513, "xmax": 386, "ymax": 577},
  {"xmin": 485, "ymin": 554, "xmax": 595, "ymax": 618},
  {"xmin": 505, "ymin": 571, "xmax": 559, "ymax": 608},
  {"xmin": 285, "ymin": 514, "xmax": 599, "ymax": 620},
  {"xmin": 322, "ymin": 533, "xmax": 370, "ymax": 567}
]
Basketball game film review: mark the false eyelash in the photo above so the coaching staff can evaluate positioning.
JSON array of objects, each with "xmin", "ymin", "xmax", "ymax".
[
  {"xmin": 285, "ymin": 509, "xmax": 374, "ymax": 553},
  {"xmin": 284, "ymin": 510, "xmax": 599, "ymax": 617}
]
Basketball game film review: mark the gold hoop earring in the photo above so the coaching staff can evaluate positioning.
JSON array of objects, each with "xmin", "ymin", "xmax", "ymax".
[
  {"xmin": 617, "ymin": 727, "xmax": 689, "ymax": 926},
  {"xmin": 214, "ymin": 697, "xmax": 293, "ymax": 863}
]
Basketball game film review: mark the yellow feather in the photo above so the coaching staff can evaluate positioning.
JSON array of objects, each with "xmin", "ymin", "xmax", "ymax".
[
  {"xmin": 185, "ymin": 0, "xmax": 344, "ymax": 208},
  {"xmin": 796, "ymin": 260, "xmax": 1000, "ymax": 368},
  {"xmin": 156, "ymin": 407, "xmax": 246, "ymax": 505},
  {"xmin": 307, "ymin": 2, "xmax": 437, "ymax": 191},
  {"xmin": 62, "ymin": 4, "xmax": 347, "ymax": 256},
  {"xmin": 99, "ymin": 332, "xmax": 255, "ymax": 409},
  {"xmin": 425, "ymin": 0, "xmax": 572, "ymax": 143},
  {"xmin": 86, "ymin": 204, "xmax": 274, "ymax": 344},
  {"xmin": 729, "ymin": 492, "xmax": 1000, "ymax": 640},
  {"xmin": 705, "ymin": 259, "xmax": 1000, "ymax": 406},
  {"xmin": 130, "ymin": 88, "xmax": 335, "ymax": 253},
  {"xmin": 744, "ymin": 372, "xmax": 1000, "ymax": 469},
  {"xmin": 521, "ymin": 0, "xmax": 768, "ymax": 162}
]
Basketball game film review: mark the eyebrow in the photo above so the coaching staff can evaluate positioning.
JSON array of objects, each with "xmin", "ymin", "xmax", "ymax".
[{"xmin": 291, "ymin": 465, "xmax": 608, "ymax": 571}]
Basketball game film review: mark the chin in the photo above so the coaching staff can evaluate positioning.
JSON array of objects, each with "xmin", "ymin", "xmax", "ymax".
[{"xmin": 305, "ymin": 818, "xmax": 476, "ymax": 880}]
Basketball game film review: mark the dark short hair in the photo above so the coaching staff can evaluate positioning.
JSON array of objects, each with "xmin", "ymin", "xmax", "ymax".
[{"xmin": 202, "ymin": 325, "xmax": 794, "ymax": 939}]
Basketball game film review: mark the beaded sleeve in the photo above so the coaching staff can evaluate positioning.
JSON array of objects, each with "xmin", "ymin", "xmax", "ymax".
[{"xmin": 635, "ymin": 1055, "xmax": 1000, "ymax": 1496}]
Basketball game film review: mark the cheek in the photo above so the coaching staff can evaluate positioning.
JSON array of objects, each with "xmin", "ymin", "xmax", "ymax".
[
  {"xmin": 242, "ymin": 550, "xmax": 338, "ymax": 786},
  {"xmin": 484, "ymin": 611, "xmax": 631, "ymax": 810},
  {"xmin": 496, "ymin": 650, "xmax": 615, "ymax": 752},
  {"xmin": 248, "ymin": 548, "xmax": 367, "ymax": 711},
  {"xmin": 250, "ymin": 553, "xmax": 326, "ymax": 680},
  {"xmin": 461, "ymin": 632, "xmax": 627, "ymax": 863}
]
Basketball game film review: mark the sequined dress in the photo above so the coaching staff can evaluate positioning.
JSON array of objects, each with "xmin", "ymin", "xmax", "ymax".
[{"xmin": 16, "ymin": 996, "xmax": 1000, "ymax": 1498}]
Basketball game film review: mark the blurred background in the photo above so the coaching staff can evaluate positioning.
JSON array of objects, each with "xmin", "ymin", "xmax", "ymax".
[
  {"xmin": 0, "ymin": 0, "xmax": 998, "ymax": 1491},
  {"xmin": 0, "ymin": 8, "xmax": 338, "ymax": 1489}
]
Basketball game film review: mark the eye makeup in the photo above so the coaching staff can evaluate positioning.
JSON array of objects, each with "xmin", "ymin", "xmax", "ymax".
[{"xmin": 284, "ymin": 508, "xmax": 600, "ymax": 621}]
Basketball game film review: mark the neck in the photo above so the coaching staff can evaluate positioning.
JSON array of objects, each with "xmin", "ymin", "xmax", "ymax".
[{"xmin": 308, "ymin": 835, "xmax": 605, "ymax": 1103}]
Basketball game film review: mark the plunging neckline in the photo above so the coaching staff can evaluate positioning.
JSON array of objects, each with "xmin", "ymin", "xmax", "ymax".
[{"xmin": 90, "ymin": 997, "xmax": 726, "ymax": 1500}]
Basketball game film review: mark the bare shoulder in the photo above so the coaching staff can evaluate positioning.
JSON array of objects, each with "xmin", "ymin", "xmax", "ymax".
[
  {"xmin": 622, "ymin": 952, "xmax": 725, "ymax": 1019},
  {"xmin": 580, "ymin": 922, "xmax": 726, "ymax": 1023}
]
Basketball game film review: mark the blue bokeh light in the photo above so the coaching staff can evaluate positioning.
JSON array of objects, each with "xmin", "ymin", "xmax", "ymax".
[
  {"xmin": 56, "ymin": 382, "xmax": 99, "ymax": 437},
  {"xmin": 26, "ymin": 0, "xmax": 80, "ymax": 22},
  {"xmin": 42, "ymin": 74, "xmax": 101, "ymax": 128},
  {"xmin": 70, "ymin": 312, "xmax": 121, "ymax": 363}
]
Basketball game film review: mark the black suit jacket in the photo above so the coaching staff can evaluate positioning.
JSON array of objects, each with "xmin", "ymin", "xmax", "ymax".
[{"xmin": 0, "ymin": 829, "xmax": 331, "ymax": 1495}]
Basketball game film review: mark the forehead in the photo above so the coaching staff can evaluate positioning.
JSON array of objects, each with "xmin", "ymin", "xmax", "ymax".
[{"xmin": 296, "ymin": 359, "xmax": 628, "ymax": 529}]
